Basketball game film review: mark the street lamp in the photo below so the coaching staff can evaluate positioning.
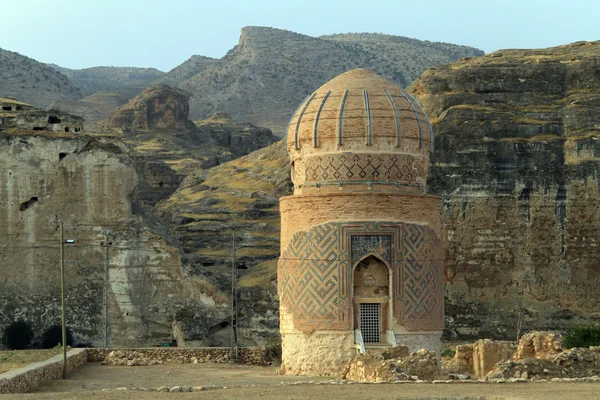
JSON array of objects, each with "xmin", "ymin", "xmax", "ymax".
[{"xmin": 59, "ymin": 221, "xmax": 76, "ymax": 379}]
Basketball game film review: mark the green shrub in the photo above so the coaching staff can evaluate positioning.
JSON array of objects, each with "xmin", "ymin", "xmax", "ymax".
[
  {"xmin": 41, "ymin": 324, "xmax": 74, "ymax": 349},
  {"xmin": 263, "ymin": 337, "xmax": 282, "ymax": 362},
  {"xmin": 2, "ymin": 320, "xmax": 34, "ymax": 350},
  {"xmin": 441, "ymin": 347, "xmax": 456, "ymax": 358},
  {"xmin": 564, "ymin": 325, "xmax": 600, "ymax": 349}
]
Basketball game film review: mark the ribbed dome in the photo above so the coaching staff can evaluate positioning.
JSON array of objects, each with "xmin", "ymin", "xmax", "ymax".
[
  {"xmin": 287, "ymin": 69, "xmax": 433, "ymax": 154},
  {"xmin": 286, "ymin": 69, "xmax": 434, "ymax": 194}
]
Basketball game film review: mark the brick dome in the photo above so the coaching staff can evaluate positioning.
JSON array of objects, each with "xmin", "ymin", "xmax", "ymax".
[{"xmin": 285, "ymin": 68, "xmax": 434, "ymax": 193}]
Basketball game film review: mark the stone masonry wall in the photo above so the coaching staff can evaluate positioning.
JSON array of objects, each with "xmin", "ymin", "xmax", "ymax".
[
  {"xmin": 87, "ymin": 347, "xmax": 265, "ymax": 365},
  {"xmin": 0, "ymin": 348, "xmax": 87, "ymax": 394}
]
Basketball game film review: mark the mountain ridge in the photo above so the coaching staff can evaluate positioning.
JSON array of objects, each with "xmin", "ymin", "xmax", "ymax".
[{"xmin": 161, "ymin": 26, "xmax": 485, "ymax": 134}]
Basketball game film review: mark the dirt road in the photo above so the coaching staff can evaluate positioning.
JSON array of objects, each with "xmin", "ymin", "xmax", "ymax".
[{"xmin": 3, "ymin": 362, "xmax": 599, "ymax": 399}]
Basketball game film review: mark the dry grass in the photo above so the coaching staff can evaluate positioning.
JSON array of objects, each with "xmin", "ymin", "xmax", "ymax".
[
  {"xmin": 0, "ymin": 348, "xmax": 63, "ymax": 374},
  {"xmin": 499, "ymin": 134, "xmax": 563, "ymax": 143},
  {"xmin": 238, "ymin": 259, "xmax": 277, "ymax": 289},
  {"xmin": 513, "ymin": 117, "xmax": 556, "ymax": 125}
]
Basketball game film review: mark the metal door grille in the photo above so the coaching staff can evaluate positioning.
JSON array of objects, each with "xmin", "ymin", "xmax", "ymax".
[{"xmin": 359, "ymin": 303, "xmax": 380, "ymax": 343}]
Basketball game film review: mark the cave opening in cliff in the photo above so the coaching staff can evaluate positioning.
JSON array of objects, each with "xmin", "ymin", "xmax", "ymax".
[
  {"xmin": 32, "ymin": 127, "xmax": 44, "ymax": 131},
  {"xmin": 2, "ymin": 106, "xmax": 12, "ymax": 111},
  {"xmin": 59, "ymin": 152, "xmax": 67, "ymax": 160},
  {"xmin": 207, "ymin": 320, "xmax": 230, "ymax": 335},
  {"xmin": 48, "ymin": 116, "xmax": 61, "ymax": 124},
  {"xmin": 64, "ymin": 127, "xmax": 70, "ymax": 132},
  {"xmin": 15, "ymin": 106, "xmax": 23, "ymax": 111},
  {"xmin": 19, "ymin": 196, "xmax": 38, "ymax": 211}
]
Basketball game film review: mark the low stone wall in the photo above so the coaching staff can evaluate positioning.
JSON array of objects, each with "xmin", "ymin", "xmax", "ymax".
[
  {"xmin": 87, "ymin": 347, "xmax": 265, "ymax": 365},
  {"xmin": 0, "ymin": 348, "xmax": 87, "ymax": 394}
]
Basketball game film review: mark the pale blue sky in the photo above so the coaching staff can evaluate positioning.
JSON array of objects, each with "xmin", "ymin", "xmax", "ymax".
[{"xmin": 2, "ymin": 0, "xmax": 598, "ymax": 71}]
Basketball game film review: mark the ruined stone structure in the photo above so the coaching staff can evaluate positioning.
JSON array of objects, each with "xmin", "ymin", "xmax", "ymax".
[
  {"xmin": 278, "ymin": 69, "xmax": 444, "ymax": 376},
  {"xmin": 0, "ymin": 98, "xmax": 84, "ymax": 133}
]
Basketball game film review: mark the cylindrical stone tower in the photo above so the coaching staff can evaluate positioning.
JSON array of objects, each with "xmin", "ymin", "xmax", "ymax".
[{"xmin": 278, "ymin": 69, "xmax": 444, "ymax": 376}]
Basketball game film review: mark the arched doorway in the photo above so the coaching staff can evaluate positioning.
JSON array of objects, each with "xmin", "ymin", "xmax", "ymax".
[{"xmin": 353, "ymin": 255, "xmax": 390, "ymax": 344}]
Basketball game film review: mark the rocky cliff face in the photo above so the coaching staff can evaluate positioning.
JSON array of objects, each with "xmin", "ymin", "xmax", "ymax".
[
  {"xmin": 408, "ymin": 40, "xmax": 600, "ymax": 338},
  {"xmin": 0, "ymin": 132, "xmax": 229, "ymax": 347}
]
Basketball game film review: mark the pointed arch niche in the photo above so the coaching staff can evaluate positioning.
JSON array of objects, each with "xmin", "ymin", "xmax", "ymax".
[{"xmin": 352, "ymin": 254, "xmax": 392, "ymax": 343}]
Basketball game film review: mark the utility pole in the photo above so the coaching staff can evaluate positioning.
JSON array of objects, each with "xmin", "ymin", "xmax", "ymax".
[
  {"xmin": 59, "ymin": 221, "xmax": 67, "ymax": 379},
  {"xmin": 230, "ymin": 231, "xmax": 237, "ymax": 360},
  {"xmin": 102, "ymin": 229, "xmax": 111, "ymax": 348}
]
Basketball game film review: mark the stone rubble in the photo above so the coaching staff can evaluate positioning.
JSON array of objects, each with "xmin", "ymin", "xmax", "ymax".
[{"xmin": 345, "ymin": 347, "xmax": 439, "ymax": 383}]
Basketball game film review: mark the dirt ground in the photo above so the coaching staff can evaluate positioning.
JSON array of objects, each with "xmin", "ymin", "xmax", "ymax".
[
  {"xmin": 0, "ymin": 349, "xmax": 62, "ymax": 374},
  {"xmin": 0, "ymin": 362, "xmax": 594, "ymax": 400}
]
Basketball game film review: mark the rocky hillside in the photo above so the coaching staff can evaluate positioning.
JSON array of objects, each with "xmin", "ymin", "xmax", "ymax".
[
  {"xmin": 158, "ymin": 41, "xmax": 600, "ymax": 342},
  {"xmin": 94, "ymin": 85, "xmax": 277, "ymax": 178},
  {"xmin": 49, "ymin": 65, "xmax": 165, "ymax": 100},
  {"xmin": 321, "ymin": 33, "xmax": 482, "ymax": 83},
  {"xmin": 153, "ymin": 55, "xmax": 218, "ymax": 87},
  {"xmin": 173, "ymin": 26, "xmax": 483, "ymax": 133},
  {"xmin": 156, "ymin": 141, "xmax": 290, "ymax": 343},
  {"xmin": 0, "ymin": 48, "xmax": 81, "ymax": 108}
]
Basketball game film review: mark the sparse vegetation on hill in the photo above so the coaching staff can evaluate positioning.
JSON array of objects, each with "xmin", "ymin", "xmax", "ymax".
[
  {"xmin": 0, "ymin": 48, "xmax": 81, "ymax": 108},
  {"xmin": 153, "ymin": 55, "xmax": 218, "ymax": 87}
]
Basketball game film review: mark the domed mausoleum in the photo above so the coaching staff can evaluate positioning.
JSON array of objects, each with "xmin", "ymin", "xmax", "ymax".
[{"xmin": 278, "ymin": 69, "xmax": 444, "ymax": 376}]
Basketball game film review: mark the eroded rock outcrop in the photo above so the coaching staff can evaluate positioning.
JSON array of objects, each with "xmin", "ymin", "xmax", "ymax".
[
  {"xmin": 95, "ymin": 88, "xmax": 277, "ymax": 179},
  {"xmin": 99, "ymin": 84, "xmax": 197, "ymax": 134}
]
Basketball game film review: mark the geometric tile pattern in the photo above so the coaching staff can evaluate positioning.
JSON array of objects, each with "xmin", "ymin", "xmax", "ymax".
[
  {"xmin": 304, "ymin": 153, "xmax": 424, "ymax": 185},
  {"xmin": 278, "ymin": 221, "xmax": 444, "ymax": 333},
  {"xmin": 399, "ymin": 224, "xmax": 445, "ymax": 330},
  {"xmin": 279, "ymin": 223, "xmax": 348, "ymax": 331}
]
